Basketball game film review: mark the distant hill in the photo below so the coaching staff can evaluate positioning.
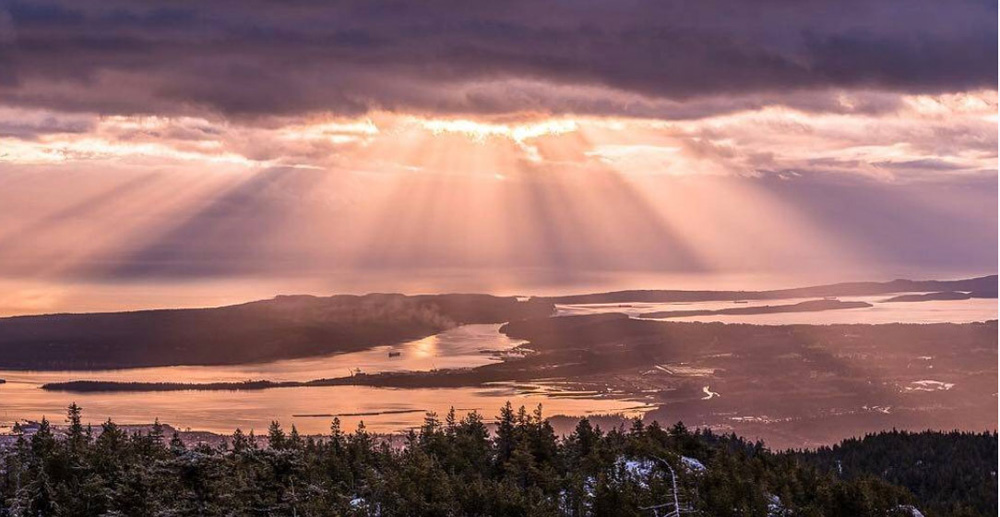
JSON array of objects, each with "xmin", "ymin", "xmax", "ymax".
[
  {"xmin": 0, "ymin": 294, "xmax": 553, "ymax": 370},
  {"xmin": 538, "ymin": 275, "xmax": 998, "ymax": 304},
  {"xmin": 639, "ymin": 299, "xmax": 872, "ymax": 319},
  {"xmin": 883, "ymin": 291, "xmax": 974, "ymax": 303},
  {"xmin": 1, "ymin": 275, "xmax": 994, "ymax": 371}
]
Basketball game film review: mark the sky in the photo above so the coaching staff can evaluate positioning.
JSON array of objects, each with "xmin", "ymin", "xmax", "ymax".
[{"xmin": 0, "ymin": 0, "xmax": 996, "ymax": 313}]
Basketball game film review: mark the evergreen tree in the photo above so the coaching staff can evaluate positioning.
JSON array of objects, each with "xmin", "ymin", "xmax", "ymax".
[
  {"xmin": 169, "ymin": 432, "xmax": 186, "ymax": 455},
  {"xmin": 495, "ymin": 401, "xmax": 517, "ymax": 467},
  {"xmin": 267, "ymin": 421, "xmax": 287, "ymax": 450},
  {"xmin": 0, "ymin": 403, "xmax": 989, "ymax": 517},
  {"xmin": 65, "ymin": 403, "xmax": 86, "ymax": 453}
]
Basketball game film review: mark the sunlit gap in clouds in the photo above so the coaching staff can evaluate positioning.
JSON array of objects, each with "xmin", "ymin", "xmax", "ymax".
[{"xmin": 0, "ymin": 91, "xmax": 995, "ymax": 314}]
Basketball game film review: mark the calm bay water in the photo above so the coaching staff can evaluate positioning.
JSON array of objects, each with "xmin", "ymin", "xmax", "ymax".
[
  {"xmin": 0, "ymin": 297, "xmax": 994, "ymax": 435},
  {"xmin": 0, "ymin": 324, "xmax": 649, "ymax": 435}
]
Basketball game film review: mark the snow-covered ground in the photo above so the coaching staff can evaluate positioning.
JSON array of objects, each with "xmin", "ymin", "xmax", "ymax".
[{"xmin": 681, "ymin": 456, "xmax": 706, "ymax": 472}]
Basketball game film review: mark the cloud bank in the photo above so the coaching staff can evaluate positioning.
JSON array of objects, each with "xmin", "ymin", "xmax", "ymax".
[
  {"xmin": 0, "ymin": 0, "xmax": 994, "ymax": 302},
  {"xmin": 0, "ymin": 0, "xmax": 995, "ymax": 118}
]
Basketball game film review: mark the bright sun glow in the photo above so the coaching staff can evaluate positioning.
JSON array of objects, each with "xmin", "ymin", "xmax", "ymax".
[
  {"xmin": 418, "ymin": 118, "xmax": 579, "ymax": 143},
  {"xmin": 0, "ymin": 91, "xmax": 994, "ymax": 300}
]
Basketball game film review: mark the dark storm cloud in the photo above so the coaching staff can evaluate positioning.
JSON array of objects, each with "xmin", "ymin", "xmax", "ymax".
[
  {"xmin": 0, "ymin": 0, "xmax": 995, "ymax": 117},
  {"xmin": 0, "ymin": 109, "xmax": 92, "ymax": 137}
]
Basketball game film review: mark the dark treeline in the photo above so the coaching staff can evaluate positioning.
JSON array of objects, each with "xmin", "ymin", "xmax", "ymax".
[
  {"xmin": 40, "ymin": 380, "xmax": 299, "ymax": 392},
  {"xmin": 797, "ymin": 430, "xmax": 998, "ymax": 517},
  {"xmin": 0, "ymin": 404, "xmax": 992, "ymax": 516}
]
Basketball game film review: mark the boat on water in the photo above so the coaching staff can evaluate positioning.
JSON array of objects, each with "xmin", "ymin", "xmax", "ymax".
[
  {"xmin": 733, "ymin": 300, "xmax": 748, "ymax": 304},
  {"xmin": 388, "ymin": 351, "xmax": 402, "ymax": 358}
]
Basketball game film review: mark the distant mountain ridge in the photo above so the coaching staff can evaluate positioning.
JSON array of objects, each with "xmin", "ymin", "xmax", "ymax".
[
  {"xmin": 0, "ymin": 293, "xmax": 554, "ymax": 370},
  {"xmin": 883, "ymin": 291, "xmax": 977, "ymax": 303},
  {"xmin": 0, "ymin": 275, "xmax": 993, "ymax": 371},
  {"xmin": 638, "ymin": 299, "xmax": 872, "ymax": 319},
  {"xmin": 537, "ymin": 275, "xmax": 998, "ymax": 304}
]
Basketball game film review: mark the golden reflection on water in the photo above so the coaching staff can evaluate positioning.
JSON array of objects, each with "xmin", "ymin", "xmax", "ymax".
[
  {"xmin": 0, "ymin": 383, "xmax": 650, "ymax": 435},
  {"xmin": 409, "ymin": 334, "xmax": 438, "ymax": 359},
  {"xmin": 0, "ymin": 324, "xmax": 652, "ymax": 434}
]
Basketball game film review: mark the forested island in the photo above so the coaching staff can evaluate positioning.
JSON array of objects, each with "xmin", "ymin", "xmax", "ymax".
[
  {"xmin": 538, "ymin": 275, "xmax": 997, "ymax": 304},
  {"xmin": 637, "ymin": 299, "xmax": 872, "ymax": 319},
  {"xmin": 0, "ymin": 404, "xmax": 994, "ymax": 516},
  {"xmin": 0, "ymin": 294, "xmax": 553, "ymax": 369},
  {"xmin": 883, "ymin": 292, "xmax": 976, "ymax": 303}
]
